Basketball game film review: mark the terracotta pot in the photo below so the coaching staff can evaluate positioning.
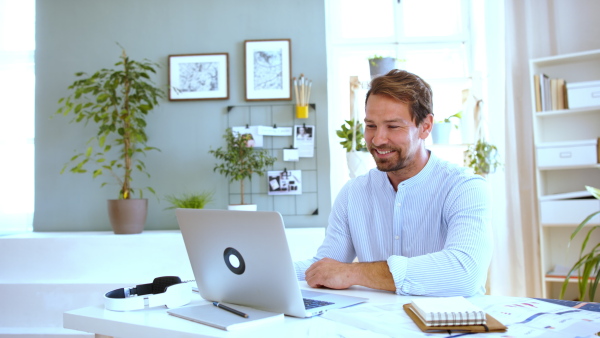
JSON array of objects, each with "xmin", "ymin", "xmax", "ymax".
[{"xmin": 107, "ymin": 199, "xmax": 148, "ymax": 234}]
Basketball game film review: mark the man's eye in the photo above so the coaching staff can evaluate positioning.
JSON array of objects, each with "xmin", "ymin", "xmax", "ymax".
[{"xmin": 365, "ymin": 124, "xmax": 375, "ymax": 129}]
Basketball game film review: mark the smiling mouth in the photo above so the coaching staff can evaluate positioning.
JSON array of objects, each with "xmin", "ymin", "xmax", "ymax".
[{"xmin": 374, "ymin": 149, "xmax": 393, "ymax": 155}]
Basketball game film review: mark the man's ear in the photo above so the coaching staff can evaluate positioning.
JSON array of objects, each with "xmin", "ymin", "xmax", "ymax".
[{"xmin": 419, "ymin": 114, "xmax": 433, "ymax": 140}]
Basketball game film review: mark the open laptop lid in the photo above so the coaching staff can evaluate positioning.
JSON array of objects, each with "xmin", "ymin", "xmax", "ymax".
[{"xmin": 176, "ymin": 209, "xmax": 309, "ymax": 317}]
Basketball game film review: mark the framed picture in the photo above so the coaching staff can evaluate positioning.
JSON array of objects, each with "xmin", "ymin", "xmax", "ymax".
[
  {"xmin": 168, "ymin": 53, "xmax": 229, "ymax": 101},
  {"xmin": 244, "ymin": 39, "xmax": 292, "ymax": 101}
]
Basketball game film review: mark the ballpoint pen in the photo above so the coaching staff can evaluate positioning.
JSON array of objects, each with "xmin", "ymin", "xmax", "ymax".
[{"xmin": 213, "ymin": 302, "xmax": 249, "ymax": 318}]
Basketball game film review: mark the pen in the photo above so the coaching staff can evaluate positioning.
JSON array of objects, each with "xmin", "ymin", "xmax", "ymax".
[{"xmin": 213, "ymin": 302, "xmax": 249, "ymax": 318}]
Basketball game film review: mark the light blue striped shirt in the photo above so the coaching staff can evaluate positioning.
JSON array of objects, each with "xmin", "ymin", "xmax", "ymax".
[{"xmin": 295, "ymin": 152, "xmax": 493, "ymax": 296}]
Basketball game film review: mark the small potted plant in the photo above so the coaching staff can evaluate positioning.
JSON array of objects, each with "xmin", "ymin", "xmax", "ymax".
[
  {"xmin": 55, "ymin": 48, "xmax": 165, "ymax": 234},
  {"xmin": 431, "ymin": 111, "xmax": 462, "ymax": 144},
  {"xmin": 560, "ymin": 185, "xmax": 600, "ymax": 302},
  {"xmin": 463, "ymin": 138, "xmax": 501, "ymax": 177},
  {"xmin": 164, "ymin": 191, "xmax": 214, "ymax": 210},
  {"xmin": 368, "ymin": 55, "xmax": 404, "ymax": 79},
  {"xmin": 336, "ymin": 119, "xmax": 375, "ymax": 178},
  {"xmin": 209, "ymin": 128, "xmax": 277, "ymax": 211}
]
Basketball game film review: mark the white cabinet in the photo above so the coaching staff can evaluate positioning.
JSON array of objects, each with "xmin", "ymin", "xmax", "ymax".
[{"xmin": 530, "ymin": 49, "xmax": 600, "ymax": 298}]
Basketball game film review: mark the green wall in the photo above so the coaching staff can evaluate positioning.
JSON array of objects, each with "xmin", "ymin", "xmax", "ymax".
[{"xmin": 34, "ymin": 0, "xmax": 330, "ymax": 231}]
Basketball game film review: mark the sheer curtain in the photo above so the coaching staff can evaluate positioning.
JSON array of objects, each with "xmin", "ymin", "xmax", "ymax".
[
  {"xmin": 494, "ymin": 0, "xmax": 556, "ymax": 298},
  {"xmin": 0, "ymin": 0, "xmax": 35, "ymax": 233}
]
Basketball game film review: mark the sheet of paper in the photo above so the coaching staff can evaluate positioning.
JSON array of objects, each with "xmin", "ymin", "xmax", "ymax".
[
  {"xmin": 321, "ymin": 296, "xmax": 600, "ymax": 338},
  {"xmin": 231, "ymin": 126, "xmax": 264, "ymax": 148},
  {"xmin": 293, "ymin": 124, "xmax": 315, "ymax": 157},
  {"xmin": 258, "ymin": 125, "xmax": 293, "ymax": 136},
  {"xmin": 283, "ymin": 148, "xmax": 299, "ymax": 162},
  {"xmin": 267, "ymin": 170, "xmax": 302, "ymax": 195}
]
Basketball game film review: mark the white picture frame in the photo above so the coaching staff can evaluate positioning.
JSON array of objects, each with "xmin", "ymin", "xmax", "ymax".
[
  {"xmin": 168, "ymin": 53, "xmax": 229, "ymax": 101},
  {"xmin": 244, "ymin": 39, "xmax": 292, "ymax": 101}
]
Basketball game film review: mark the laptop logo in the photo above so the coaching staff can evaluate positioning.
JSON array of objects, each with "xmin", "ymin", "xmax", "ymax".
[{"xmin": 223, "ymin": 247, "xmax": 246, "ymax": 275}]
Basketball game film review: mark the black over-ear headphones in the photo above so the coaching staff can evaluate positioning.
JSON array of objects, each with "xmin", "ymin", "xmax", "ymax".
[{"xmin": 104, "ymin": 276, "xmax": 191, "ymax": 311}]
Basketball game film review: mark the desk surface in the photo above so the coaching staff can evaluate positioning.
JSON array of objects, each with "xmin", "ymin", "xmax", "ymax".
[
  {"xmin": 64, "ymin": 283, "xmax": 600, "ymax": 338},
  {"xmin": 63, "ymin": 282, "xmax": 413, "ymax": 338}
]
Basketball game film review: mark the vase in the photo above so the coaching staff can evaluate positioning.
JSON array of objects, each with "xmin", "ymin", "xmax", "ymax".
[
  {"xmin": 227, "ymin": 204, "xmax": 258, "ymax": 211},
  {"xmin": 369, "ymin": 57, "xmax": 396, "ymax": 79},
  {"xmin": 107, "ymin": 199, "xmax": 148, "ymax": 234},
  {"xmin": 431, "ymin": 122, "xmax": 452, "ymax": 144},
  {"xmin": 346, "ymin": 151, "xmax": 376, "ymax": 179}
]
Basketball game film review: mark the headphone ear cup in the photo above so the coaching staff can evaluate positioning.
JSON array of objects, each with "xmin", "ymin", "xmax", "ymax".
[{"xmin": 152, "ymin": 276, "xmax": 182, "ymax": 294}]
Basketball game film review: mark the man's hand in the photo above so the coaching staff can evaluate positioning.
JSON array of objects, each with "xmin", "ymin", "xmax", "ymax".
[
  {"xmin": 304, "ymin": 258, "xmax": 396, "ymax": 292},
  {"xmin": 305, "ymin": 257, "xmax": 355, "ymax": 289}
]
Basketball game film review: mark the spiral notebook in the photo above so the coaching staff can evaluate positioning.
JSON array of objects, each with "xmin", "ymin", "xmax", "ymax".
[
  {"xmin": 403, "ymin": 296, "xmax": 507, "ymax": 333},
  {"xmin": 410, "ymin": 296, "xmax": 486, "ymax": 326}
]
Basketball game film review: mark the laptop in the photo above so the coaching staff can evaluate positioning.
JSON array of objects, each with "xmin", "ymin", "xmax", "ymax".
[{"xmin": 175, "ymin": 208, "xmax": 368, "ymax": 318}]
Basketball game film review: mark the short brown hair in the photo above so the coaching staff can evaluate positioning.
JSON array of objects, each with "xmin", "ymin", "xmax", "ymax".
[{"xmin": 365, "ymin": 69, "xmax": 433, "ymax": 125}]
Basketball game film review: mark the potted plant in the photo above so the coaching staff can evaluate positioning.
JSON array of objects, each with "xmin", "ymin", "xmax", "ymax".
[
  {"xmin": 164, "ymin": 191, "xmax": 214, "ymax": 210},
  {"xmin": 209, "ymin": 128, "xmax": 277, "ymax": 211},
  {"xmin": 368, "ymin": 55, "xmax": 397, "ymax": 79},
  {"xmin": 431, "ymin": 111, "xmax": 462, "ymax": 144},
  {"xmin": 463, "ymin": 138, "xmax": 501, "ymax": 177},
  {"xmin": 560, "ymin": 185, "xmax": 600, "ymax": 302},
  {"xmin": 336, "ymin": 119, "xmax": 375, "ymax": 178},
  {"xmin": 368, "ymin": 55, "xmax": 407, "ymax": 79},
  {"xmin": 55, "ymin": 48, "xmax": 165, "ymax": 234}
]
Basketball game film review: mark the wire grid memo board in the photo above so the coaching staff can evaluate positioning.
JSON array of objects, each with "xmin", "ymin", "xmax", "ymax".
[{"xmin": 225, "ymin": 104, "xmax": 319, "ymax": 216}]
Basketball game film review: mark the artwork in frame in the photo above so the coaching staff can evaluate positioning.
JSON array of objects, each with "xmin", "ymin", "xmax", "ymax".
[
  {"xmin": 168, "ymin": 53, "xmax": 229, "ymax": 101},
  {"xmin": 244, "ymin": 39, "xmax": 292, "ymax": 101}
]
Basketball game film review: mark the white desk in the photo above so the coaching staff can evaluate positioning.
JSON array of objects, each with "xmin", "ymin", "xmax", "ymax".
[
  {"xmin": 64, "ymin": 282, "xmax": 413, "ymax": 338},
  {"xmin": 64, "ymin": 283, "xmax": 600, "ymax": 338}
]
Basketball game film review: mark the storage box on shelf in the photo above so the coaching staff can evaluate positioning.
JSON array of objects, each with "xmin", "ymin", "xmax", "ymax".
[
  {"xmin": 530, "ymin": 49, "xmax": 600, "ymax": 299},
  {"xmin": 567, "ymin": 80, "xmax": 600, "ymax": 109}
]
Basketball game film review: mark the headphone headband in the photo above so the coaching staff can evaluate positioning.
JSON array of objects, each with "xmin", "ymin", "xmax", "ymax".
[{"xmin": 104, "ymin": 276, "xmax": 191, "ymax": 311}]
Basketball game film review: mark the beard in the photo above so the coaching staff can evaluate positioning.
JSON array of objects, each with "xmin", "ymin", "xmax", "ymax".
[{"xmin": 369, "ymin": 145, "xmax": 409, "ymax": 172}]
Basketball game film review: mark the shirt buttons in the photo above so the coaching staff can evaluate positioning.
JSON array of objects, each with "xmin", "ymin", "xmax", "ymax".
[
  {"xmin": 396, "ymin": 202, "xmax": 401, "ymax": 207},
  {"xmin": 395, "ymin": 235, "xmax": 399, "ymax": 240}
]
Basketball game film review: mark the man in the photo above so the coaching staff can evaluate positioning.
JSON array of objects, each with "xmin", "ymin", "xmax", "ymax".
[{"xmin": 294, "ymin": 70, "xmax": 492, "ymax": 296}]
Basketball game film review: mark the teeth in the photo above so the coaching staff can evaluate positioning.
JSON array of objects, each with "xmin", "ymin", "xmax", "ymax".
[{"xmin": 376, "ymin": 149, "xmax": 392, "ymax": 155}]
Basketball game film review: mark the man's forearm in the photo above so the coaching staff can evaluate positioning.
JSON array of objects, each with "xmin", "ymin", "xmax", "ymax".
[
  {"xmin": 351, "ymin": 261, "xmax": 396, "ymax": 292},
  {"xmin": 305, "ymin": 257, "xmax": 396, "ymax": 292}
]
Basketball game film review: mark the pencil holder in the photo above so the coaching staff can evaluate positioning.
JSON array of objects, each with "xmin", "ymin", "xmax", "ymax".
[{"xmin": 296, "ymin": 105, "xmax": 309, "ymax": 119}]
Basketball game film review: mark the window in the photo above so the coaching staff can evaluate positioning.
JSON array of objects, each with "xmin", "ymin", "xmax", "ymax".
[
  {"xmin": 325, "ymin": 0, "xmax": 476, "ymax": 198},
  {"xmin": 0, "ymin": 0, "xmax": 35, "ymax": 232}
]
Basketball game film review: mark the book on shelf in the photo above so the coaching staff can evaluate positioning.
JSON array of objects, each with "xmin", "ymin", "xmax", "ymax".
[
  {"xmin": 534, "ymin": 74, "xmax": 568, "ymax": 111},
  {"xmin": 168, "ymin": 303, "xmax": 283, "ymax": 331},
  {"xmin": 551, "ymin": 78, "xmax": 559, "ymax": 110},
  {"xmin": 534, "ymin": 74, "xmax": 542, "ymax": 112},
  {"xmin": 403, "ymin": 297, "xmax": 507, "ymax": 333}
]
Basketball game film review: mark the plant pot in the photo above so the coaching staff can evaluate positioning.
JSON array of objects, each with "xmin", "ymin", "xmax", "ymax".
[
  {"xmin": 346, "ymin": 151, "xmax": 376, "ymax": 179},
  {"xmin": 369, "ymin": 57, "xmax": 396, "ymax": 79},
  {"xmin": 107, "ymin": 199, "xmax": 148, "ymax": 234},
  {"xmin": 431, "ymin": 122, "xmax": 452, "ymax": 144},
  {"xmin": 227, "ymin": 204, "xmax": 258, "ymax": 211}
]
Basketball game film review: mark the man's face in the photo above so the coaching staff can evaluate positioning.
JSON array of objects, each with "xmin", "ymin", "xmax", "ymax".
[{"xmin": 364, "ymin": 94, "xmax": 431, "ymax": 172}]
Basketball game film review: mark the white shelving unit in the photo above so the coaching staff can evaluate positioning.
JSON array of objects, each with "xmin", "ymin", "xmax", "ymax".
[{"xmin": 529, "ymin": 49, "xmax": 600, "ymax": 299}]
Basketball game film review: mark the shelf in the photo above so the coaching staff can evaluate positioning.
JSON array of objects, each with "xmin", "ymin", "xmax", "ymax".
[
  {"xmin": 538, "ymin": 163, "xmax": 600, "ymax": 171},
  {"xmin": 530, "ymin": 48, "xmax": 600, "ymax": 67},
  {"xmin": 535, "ymin": 106, "xmax": 600, "ymax": 117},
  {"xmin": 531, "ymin": 49, "xmax": 600, "ymax": 299},
  {"xmin": 545, "ymin": 275, "xmax": 596, "ymax": 283}
]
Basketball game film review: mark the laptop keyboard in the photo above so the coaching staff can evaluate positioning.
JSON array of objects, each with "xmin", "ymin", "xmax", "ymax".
[{"xmin": 303, "ymin": 298, "xmax": 334, "ymax": 310}]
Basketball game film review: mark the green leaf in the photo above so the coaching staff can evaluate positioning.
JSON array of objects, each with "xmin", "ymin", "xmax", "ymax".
[{"xmin": 92, "ymin": 169, "xmax": 102, "ymax": 178}]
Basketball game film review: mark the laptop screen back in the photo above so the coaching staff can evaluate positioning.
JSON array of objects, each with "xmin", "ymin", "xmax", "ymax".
[{"xmin": 176, "ymin": 209, "xmax": 307, "ymax": 316}]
